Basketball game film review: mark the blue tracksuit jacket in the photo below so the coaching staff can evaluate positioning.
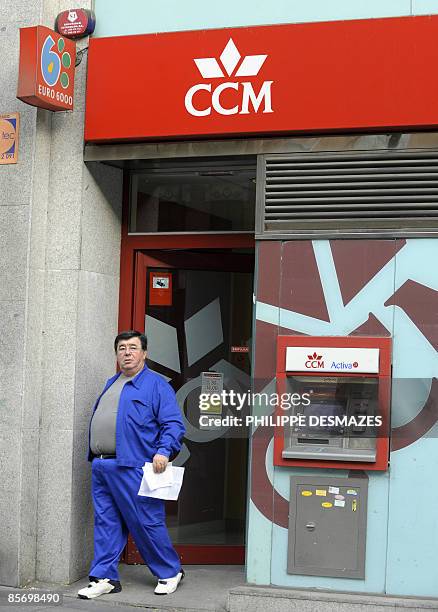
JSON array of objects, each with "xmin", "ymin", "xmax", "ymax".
[{"xmin": 88, "ymin": 364, "xmax": 185, "ymax": 467}]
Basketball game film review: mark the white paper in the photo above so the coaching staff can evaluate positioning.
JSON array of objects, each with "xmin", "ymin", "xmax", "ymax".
[
  {"xmin": 138, "ymin": 463, "xmax": 185, "ymax": 501},
  {"xmin": 328, "ymin": 486, "xmax": 339, "ymax": 494},
  {"xmin": 334, "ymin": 499, "xmax": 345, "ymax": 507},
  {"xmin": 142, "ymin": 462, "xmax": 174, "ymax": 490}
]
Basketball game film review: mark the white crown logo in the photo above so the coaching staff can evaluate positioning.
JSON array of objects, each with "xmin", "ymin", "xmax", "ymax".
[{"xmin": 194, "ymin": 38, "xmax": 267, "ymax": 79}]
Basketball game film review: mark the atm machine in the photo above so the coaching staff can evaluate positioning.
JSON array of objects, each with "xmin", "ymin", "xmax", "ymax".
[{"xmin": 274, "ymin": 336, "xmax": 391, "ymax": 579}]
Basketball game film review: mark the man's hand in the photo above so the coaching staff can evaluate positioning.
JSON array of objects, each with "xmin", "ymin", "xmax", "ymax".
[{"xmin": 153, "ymin": 453, "xmax": 169, "ymax": 473}]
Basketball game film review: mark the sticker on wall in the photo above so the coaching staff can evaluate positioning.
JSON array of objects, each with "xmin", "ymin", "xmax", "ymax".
[
  {"xmin": 334, "ymin": 499, "xmax": 345, "ymax": 508},
  {"xmin": 153, "ymin": 276, "xmax": 169, "ymax": 289},
  {"xmin": 322, "ymin": 502, "xmax": 333, "ymax": 508},
  {"xmin": 352, "ymin": 499, "xmax": 357, "ymax": 512},
  {"xmin": 328, "ymin": 486, "xmax": 339, "ymax": 494},
  {"xmin": 347, "ymin": 489, "xmax": 358, "ymax": 496},
  {"xmin": 0, "ymin": 113, "xmax": 19, "ymax": 164},
  {"xmin": 149, "ymin": 272, "xmax": 172, "ymax": 306},
  {"xmin": 315, "ymin": 489, "xmax": 327, "ymax": 496},
  {"xmin": 301, "ymin": 490, "xmax": 312, "ymax": 497},
  {"xmin": 335, "ymin": 494, "xmax": 345, "ymax": 500}
]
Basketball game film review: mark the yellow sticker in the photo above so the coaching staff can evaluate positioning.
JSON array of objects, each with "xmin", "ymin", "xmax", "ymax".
[
  {"xmin": 352, "ymin": 499, "xmax": 357, "ymax": 512},
  {"xmin": 315, "ymin": 489, "xmax": 327, "ymax": 496},
  {"xmin": 322, "ymin": 502, "xmax": 333, "ymax": 508},
  {"xmin": 301, "ymin": 490, "xmax": 313, "ymax": 497}
]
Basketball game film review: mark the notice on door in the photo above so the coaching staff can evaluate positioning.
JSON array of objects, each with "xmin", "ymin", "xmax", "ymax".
[
  {"xmin": 200, "ymin": 371, "xmax": 224, "ymax": 415},
  {"xmin": 149, "ymin": 271, "xmax": 172, "ymax": 306}
]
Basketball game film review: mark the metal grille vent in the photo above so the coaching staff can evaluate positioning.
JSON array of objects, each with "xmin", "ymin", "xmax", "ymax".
[{"xmin": 259, "ymin": 151, "xmax": 438, "ymax": 236}]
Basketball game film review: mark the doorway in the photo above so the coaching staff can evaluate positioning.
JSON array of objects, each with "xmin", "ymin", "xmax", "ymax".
[{"xmin": 125, "ymin": 247, "xmax": 254, "ymax": 565}]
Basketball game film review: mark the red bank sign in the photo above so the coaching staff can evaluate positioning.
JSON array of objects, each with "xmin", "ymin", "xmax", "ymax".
[
  {"xmin": 17, "ymin": 26, "xmax": 76, "ymax": 112},
  {"xmin": 85, "ymin": 16, "xmax": 438, "ymax": 142}
]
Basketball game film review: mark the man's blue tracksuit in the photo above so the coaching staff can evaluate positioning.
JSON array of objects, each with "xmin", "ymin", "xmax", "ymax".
[{"xmin": 87, "ymin": 364, "xmax": 185, "ymax": 580}]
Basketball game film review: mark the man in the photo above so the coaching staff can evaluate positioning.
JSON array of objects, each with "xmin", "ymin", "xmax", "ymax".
[{"xmin": 78, "ymin": 330, "xmax": 186, "ymax": 599}]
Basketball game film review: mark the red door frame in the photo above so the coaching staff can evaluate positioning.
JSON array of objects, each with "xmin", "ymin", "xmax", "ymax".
[{"xmin": 118, "ymin": 173, "xmax": 255, "ymax": 565}]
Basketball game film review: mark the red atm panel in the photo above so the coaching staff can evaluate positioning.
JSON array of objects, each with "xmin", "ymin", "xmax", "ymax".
[{"xmin": 274, "ymin": 336, "xmax": 391, "ymax": 471}]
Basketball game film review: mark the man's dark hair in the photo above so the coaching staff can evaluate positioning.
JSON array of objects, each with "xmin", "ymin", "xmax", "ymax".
[{"xmin": 114, "ymin": 330, "xmax": 148, "ymax": 352}]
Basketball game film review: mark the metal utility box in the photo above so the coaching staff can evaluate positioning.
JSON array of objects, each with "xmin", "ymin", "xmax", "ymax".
[{"xmin": 287, "ymin": 475, "xmax": 368, "ymax": 579}]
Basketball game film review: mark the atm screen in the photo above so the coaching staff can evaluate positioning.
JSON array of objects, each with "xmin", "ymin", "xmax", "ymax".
[
  {"xmin": 282, "ymin": 373, "xmax": 381, "ymax": 462},
  {"xmin": 300, "ymin": 402, "xmax": 345, "ymax": 435}
]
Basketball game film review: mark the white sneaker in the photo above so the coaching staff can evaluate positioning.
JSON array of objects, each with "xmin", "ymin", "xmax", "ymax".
[
  {"xmin": 77, "ymin": 578, "xmax": 117, "ymax": 599},
  {"xmin": 154, "ymin": 569, "xmax": 185, "ymax": 595}
]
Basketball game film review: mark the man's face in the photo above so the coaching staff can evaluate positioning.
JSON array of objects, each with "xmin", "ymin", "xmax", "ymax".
[{"xmin": 116, "ymin": 336, "xmax": 146, "ymax": 376}]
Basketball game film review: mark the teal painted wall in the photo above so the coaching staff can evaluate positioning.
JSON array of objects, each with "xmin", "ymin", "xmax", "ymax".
[
  {"xmin": 252, "ymin": 238, "xmax": 438, "ymax": 597},
  {"xmin": 93, "ymin": 0, "xmax": 438, "ymax": 37},
  {"xmin": 386, "ymin": 239, "xmax": 438, "ymax": 597}
]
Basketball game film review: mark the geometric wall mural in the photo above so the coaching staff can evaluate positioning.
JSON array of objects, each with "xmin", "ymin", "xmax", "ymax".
[{"xmin": 253, "ymin": 238, "xmax": 438, "ymax": 528}]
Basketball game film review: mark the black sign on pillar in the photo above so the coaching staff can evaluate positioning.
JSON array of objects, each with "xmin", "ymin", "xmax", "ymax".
[{"xmin": 55, "ymin": 8, "xmax": 96, "ymax": 40}]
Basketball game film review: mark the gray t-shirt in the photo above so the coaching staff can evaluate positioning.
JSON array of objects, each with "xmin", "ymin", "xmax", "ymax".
[{"xmin": 90, "ymin": 374, "xmax": 134, "ymax": 455}]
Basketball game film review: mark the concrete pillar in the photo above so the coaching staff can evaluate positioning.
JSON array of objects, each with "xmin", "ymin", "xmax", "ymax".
[{"xmin": 0, "ymin": 0, "xmax": 123, "ymax": 586}]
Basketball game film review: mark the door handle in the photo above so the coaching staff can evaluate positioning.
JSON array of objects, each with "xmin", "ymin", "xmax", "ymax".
[{"xmin": 305, "ymin": 522, "xmax": 316, "ymax": 531}]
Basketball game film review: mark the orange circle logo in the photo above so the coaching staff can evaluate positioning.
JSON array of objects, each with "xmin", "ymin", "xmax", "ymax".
[{"xmin": 0, "ymin": 116, "xmax": 17, "ymax": 158}]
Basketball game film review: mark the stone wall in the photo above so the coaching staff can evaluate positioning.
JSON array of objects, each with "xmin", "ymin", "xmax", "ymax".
[{"xmin": 0, "ymin": 0, "xmax": 122, "ymax": 586}]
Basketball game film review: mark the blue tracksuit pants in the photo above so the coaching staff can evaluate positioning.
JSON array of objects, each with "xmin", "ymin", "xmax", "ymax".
[{"xmin": 89, "ymin": 458, "xmax": 181, "ymax": 580}]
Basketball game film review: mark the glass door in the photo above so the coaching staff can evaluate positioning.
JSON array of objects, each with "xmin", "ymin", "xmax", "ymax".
[{"xmin": 129, "ymin": 249, "xmax": 253, "ymax": 564}]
